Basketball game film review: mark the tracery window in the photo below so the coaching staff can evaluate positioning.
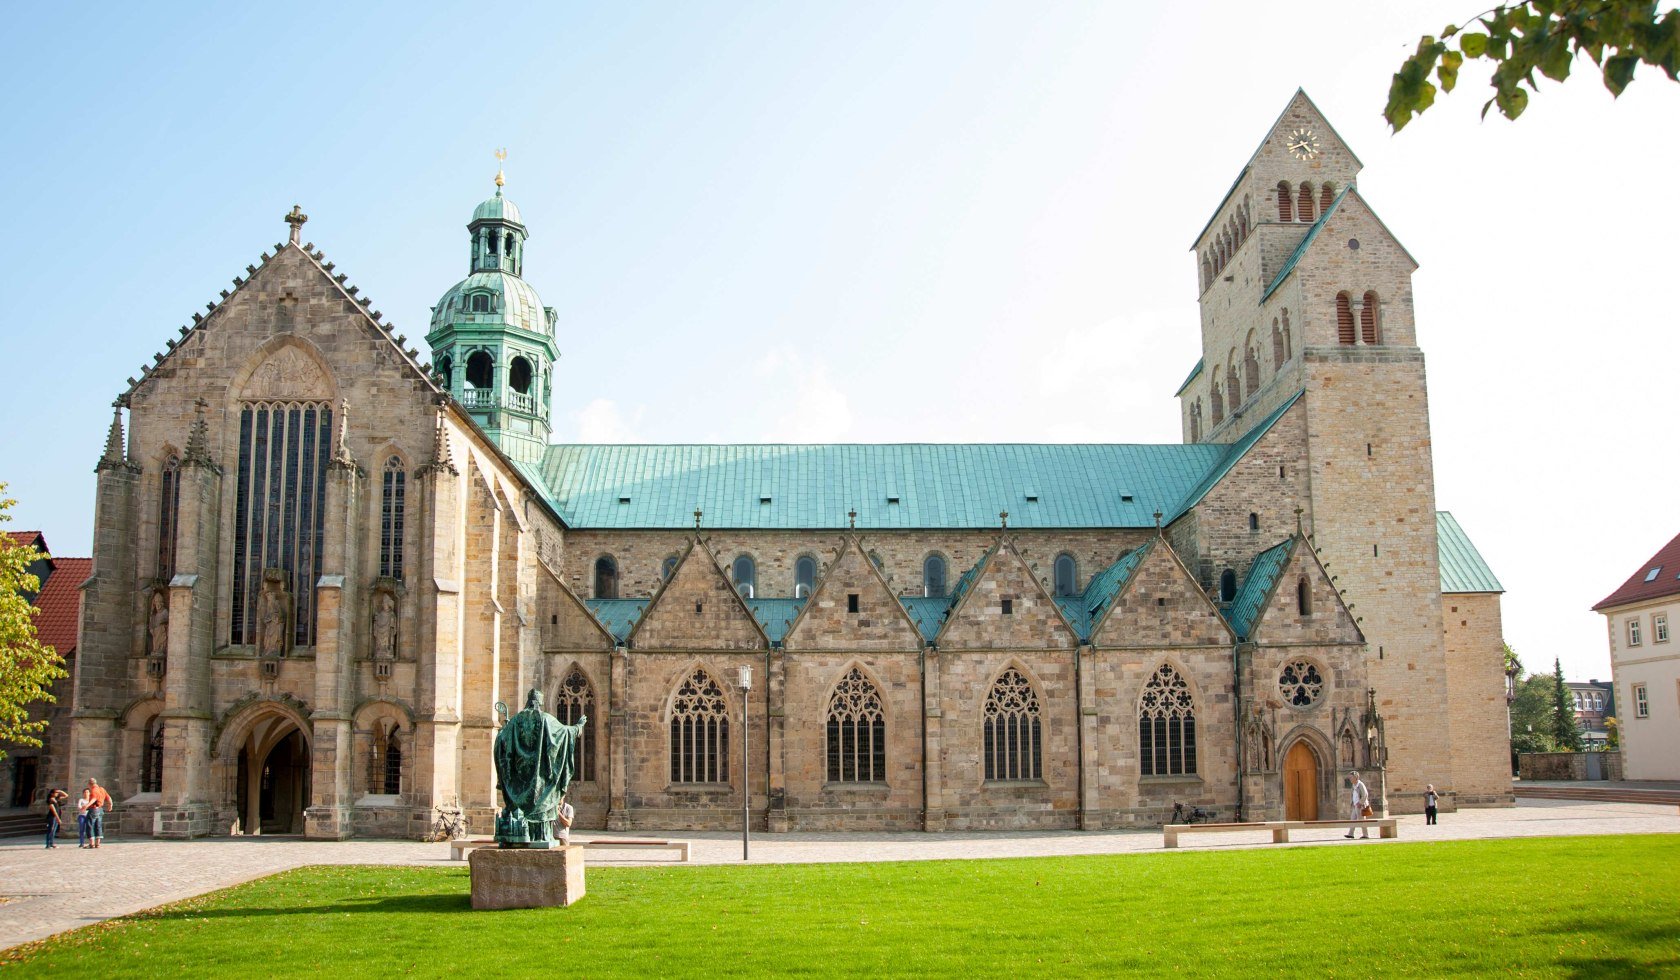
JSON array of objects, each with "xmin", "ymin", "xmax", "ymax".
[
  {"xmin": 555, "ymin": 666, "xmax": 597, "ymax": 782},
  {"xmin": 1279, "ymin": 659, "xmax": 1326, "ymax": 707},
  {"xmin": 826, "ymin": 667, "xmax": 886, "ymax": 783},
  {"xmin": 670, "ymin": 669, "xmax": 730, "ymax": 784},
  {"xmin": 141, "ymin": 717, "xmax": 164, "ymax": 793},
  {"xmin": 795, "ymin": 555, "xmax": 818, "ymax": 598},
  {"xmin": 923, "ymin": 554, "xmax": 948, "ymax": 599},
  {"xmin": 380, "ymin": 456, "xmax": 405, "ymax": 580},
  {"xmin": 157, "ymin": 454, "xmax": 180, "ymax": 580},
  {"xmin": 594, "ymin": 555, "xmax": 619, "ymax": 599},
  {"xmin": 1139, "ymin": 663, "xmax": 1197, "ymax": 776},
  {"xmin": 383, "ymin": 726, "xmax": 403, "ymax": 794},
  {"xmin": 983, "ymin": 668, "xmax": 1042, "ymax": 781},
  {"xmin": 230, "ymin": 401, "xmax": 332, "ymax": 646},
  {"xmin": 1053, "ymin": 553, "xmax": 1078, "ymax": 597},
  {"xmin": 732, "ymin": 555, "xmax": 756, "ymax": 599}
]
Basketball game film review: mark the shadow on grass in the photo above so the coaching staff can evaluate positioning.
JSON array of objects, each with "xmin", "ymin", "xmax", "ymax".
[{"xmin": 142, "ymin": 892, "xmax": 471, "ymax": 920}]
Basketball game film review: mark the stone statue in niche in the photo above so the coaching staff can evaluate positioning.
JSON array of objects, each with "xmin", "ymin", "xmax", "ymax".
[
  {"xmin": 372, "ymin": 590, "xmax": 398, "ymax": 661},
  {"xmin": 256, "ymin": 570, "xmax": 291, "ymax": 659},
  {"xmin": 148, "ymin": 587, "xmax": 170, "ymax": 658}
]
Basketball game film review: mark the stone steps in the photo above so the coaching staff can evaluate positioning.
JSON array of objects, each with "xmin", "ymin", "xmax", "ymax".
[
  {"xmin": 1515, "ymin": 786, "xmax": 1680, "ymax": 806},
  {"xmin": 0, "ymin": 811, "xmax": 44, "ymax": 837}
]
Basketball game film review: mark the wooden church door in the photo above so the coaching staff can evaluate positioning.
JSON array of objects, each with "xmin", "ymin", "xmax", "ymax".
[{"xmin": 1283, "ymin": 741, "xmax": 1319, "ymax": 820}]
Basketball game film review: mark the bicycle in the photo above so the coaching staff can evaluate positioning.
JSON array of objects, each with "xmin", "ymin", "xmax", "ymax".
[{"xmin": 1171, "ymin": 801, "xmax": 1215, "ymax": 824}]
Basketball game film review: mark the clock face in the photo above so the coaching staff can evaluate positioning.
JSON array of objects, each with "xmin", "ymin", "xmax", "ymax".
[{"xmin": 1287, "ymin": 127, "xmax": 1320, "ymax": 160}]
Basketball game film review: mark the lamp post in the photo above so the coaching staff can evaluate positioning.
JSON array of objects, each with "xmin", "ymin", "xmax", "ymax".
[{"xmin": 738, "ymin": 663, "xmax": 753, "ymax": 861}]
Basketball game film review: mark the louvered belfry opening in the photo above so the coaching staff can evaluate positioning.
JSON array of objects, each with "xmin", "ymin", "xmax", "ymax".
[
  {"xmin": 1297, "ymin": 182, "xmax": 1315, "ymax": 223},
  {"xmin": 1320, "ymin": 182, "xmax": 1335, "ymax": 214},
  {"xmin": 1361, "ymin": 290, "xmax": 1381, "ymax": 344},
  {"xmin": 1277, "ymin": 181, "xmax": 1293, "ymax": 222},
  {"xmin": 1336, "ymin": 293, "xmax": 1357, "ymax": 344}
]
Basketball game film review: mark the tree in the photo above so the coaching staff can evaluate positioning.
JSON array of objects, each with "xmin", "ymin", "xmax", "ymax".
[
  {"xmin": 1386, "ymin": 1, "xmax": 1680, "ymax": 131},
  {"xmin": 1509, "ymin": 670, "xmax": 1559, "ymax": 753},
  {"xmin": 1550, "ymin": 657, "xmax": 1585, "ymax": 752},
  {"xmin": 0, "ymin": 485, "xmax": 68, "ymax": 760}
]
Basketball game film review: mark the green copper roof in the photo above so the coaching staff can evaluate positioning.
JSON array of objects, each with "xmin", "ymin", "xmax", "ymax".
[
  {"xmin": 586, "ymin": 598, "xmax": 647, "ymax": 642},
  {"xmin": 531, "ymin": 443, "xmax": 1231, "ymax": 530},
  {"xmin": 1174, "ymin": 358, "xmax": 1204, "ymax": 397},
  {"xmin": 1226, "ymin": 538, "xmax": 1294, "ymax": 641},
  {"xmin": 745, "ymin": 598, "xmax": 806, "ymax": 644},
  {"xmin": 1079, "ymin": 543, "xmax": 1151, "ymax": 636},
  {"xmin": 1261, "ymin": 184, "xmax": 1353, "ymax": 303},
  {"xmin": 1437, "ymin": 512, "xmax": 1504, "ymax": 593},
  {"xmin": 428, "ymin": 271, "xmax": 552, "ymax": 336},
  {"xmin": 472, "ymin": 190, "xmax": 524, "ymax": 226},
  {"xmin": 902, "ymin": 595, "xmax": 951, "ymax": 641}
]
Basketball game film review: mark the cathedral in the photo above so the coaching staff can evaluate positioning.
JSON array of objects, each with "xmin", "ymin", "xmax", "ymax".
[{"xmin": 66, "ymin": 91, "xmax": 1512, "ymax": 839}]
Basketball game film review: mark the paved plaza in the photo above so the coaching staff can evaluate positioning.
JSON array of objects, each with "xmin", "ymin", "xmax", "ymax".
[{"xmin": 2, "ymin": 797, "xmax": 1676, "ymax": 951}]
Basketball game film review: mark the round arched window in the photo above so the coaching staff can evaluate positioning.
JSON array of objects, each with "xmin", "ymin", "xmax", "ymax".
[{"xmin": 1278, "ymin": 660, "xmax": 1325, "ymax": 707}]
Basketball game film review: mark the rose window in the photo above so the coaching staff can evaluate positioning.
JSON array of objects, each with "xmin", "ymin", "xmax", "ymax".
[{"xmin": 1278, "ymin": 660, "xmax": 1325, "ymax": 707}]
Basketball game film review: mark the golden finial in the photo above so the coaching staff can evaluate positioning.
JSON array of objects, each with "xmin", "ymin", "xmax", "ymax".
[{"xmin": 494, "ymin": 148, "xmax": 507, "ymax": 188}]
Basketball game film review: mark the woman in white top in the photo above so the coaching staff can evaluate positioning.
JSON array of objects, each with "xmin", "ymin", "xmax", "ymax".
[{"xmin": 1344, "ymin": 771, "xmax": 1370, "ymax": 839}]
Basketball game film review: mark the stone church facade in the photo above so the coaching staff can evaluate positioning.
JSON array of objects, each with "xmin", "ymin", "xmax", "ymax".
[{"xmin": 67, "ymin": 91, "xmax": 1511, "ymax": 839}]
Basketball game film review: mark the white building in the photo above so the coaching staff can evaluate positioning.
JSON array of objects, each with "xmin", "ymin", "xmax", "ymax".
[{"xmin": 1593, "ymin": 531, "xmax": 1680, "ymax": 780}]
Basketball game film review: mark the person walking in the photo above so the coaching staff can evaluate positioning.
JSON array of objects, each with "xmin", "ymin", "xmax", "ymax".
[
  {"xmin": 1344, "ymin": 770, "xmax": 1371, "ymax": 839},
  {"xmin": 85, "ymin": 778, "xmax": 113, "ymax": 849},
  {"xmin": 44, "ymin": 789, "xmax": 67, "ymax": 848},
  {"xmin": 75, "ymin": 789, "xmax": 92, "ymax": 848},
  {"xmin": 556, "ymin": 793, "xmax": 575, "ymax": 845},
  {"xmin": 1425, "ymin": 784, "xmax": 1440, "ymax": 825}
]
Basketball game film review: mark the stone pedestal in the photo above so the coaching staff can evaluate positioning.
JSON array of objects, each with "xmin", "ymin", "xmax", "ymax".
[{"xmin": 469, "ymin": 845, "xmax": 586, "ymax": 909}]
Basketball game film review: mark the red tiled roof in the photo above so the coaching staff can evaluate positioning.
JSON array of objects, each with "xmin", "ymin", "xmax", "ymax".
[
  {"xmin": 4, "ymin": 530, "xmax": 46, "ymax": 550},
  {"xmin": 1593, "ymin": 529, "xmax": 1680, "ymax": 611},
  {"xmin": 32, "ymin": 557, "xmax": 89, "ymax": 657}
]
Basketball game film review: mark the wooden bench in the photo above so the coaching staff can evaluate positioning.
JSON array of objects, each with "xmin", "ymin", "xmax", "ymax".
[
  {"xmin": 447, "ymin": 837, "xmax": 692, "ymax": 862},
  {"xmin": 1162, "ymin": 818, "xmax": 1398, "ymax": 848}
]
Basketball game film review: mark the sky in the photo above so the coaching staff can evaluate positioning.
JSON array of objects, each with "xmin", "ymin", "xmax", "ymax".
[{"xmin": 1, "ymin": 1, "xmax": 1675, "ymax": 683}]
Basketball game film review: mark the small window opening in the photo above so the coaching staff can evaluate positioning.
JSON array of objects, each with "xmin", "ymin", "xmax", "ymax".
[
  {"xmin": 1001, "ymin": 598, "xmax": 1014, "ymax": 615},
  {"xmin": 618, "ymin": 495, "xmax": 631, "ymax": 504},
  {"xmin": 1120, "ymin": 493, "xmax": 1135, "ymax": 503},
  {"xmin": 1248, "ymin": 513, "xmax": 1259, "ymax": 531},
  {"xmin": 1278, "ymin": 465, "xmax": 1286, "ymax": 479},
  {"xmin": 887, "ymin": 495, "xmax": 900, "ymax": 504},
  {"xmin": 1645, "ymin": 567, "xmax": 1662, "ymax": 583},
  {"xmin": 1297, "ymin": 577, "xmax": 1312, "ymax": 616},
  {"xmin": 550, "ymin": 614, "xmax": 557, "ymax": 625},
  {"xmin": 795, "ymin": 555, "xmax": 817, "ymax": 599},
  {"xmin": 1373, "ymin": 544, "xmax": 1379, "ymax": 558},
  {"xmin": 1219, "ymin": 569, "xmax": 1237, "ymax": 603},
  {"xmin": 695, "ymin": 601, "xmax": 704, "ymax": 615},
  {"xmin": 1366, "ymin": 443, "xmax": 1373, "ymax": 457},
  {"xmin": 470, "ymin": 293, "xmax": 491, "ymax": 313},
  {"xmin": 1156, "ymin": 597, "xmax": 1166, "ymax": 607},
  {"xmin": 760, "ymin": 495, "xmax": 772, "ymax": 504},
  {"xmin": 847, "ymin": 594, "xmax": 859, "ymax": 613}
]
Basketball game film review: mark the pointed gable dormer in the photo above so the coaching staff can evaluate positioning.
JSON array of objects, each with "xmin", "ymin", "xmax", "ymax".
[
  {"xmin": 783, "ymin": 537, "xmax": 922, "ymax": 651},
  {"xmin": 936, "ymin": 539, "xmax": 1079, "ymax": 651},
  {"xmin": 628, "ymin": 536, "xmax": 768, "ymax": 651},
  {"xmin": 1087, "ymin": 538, "xmax": 1233, "ymax": 649},
  {"xmin": 1229, "ymin": 535, "xmax": 1363, "ymax": 647},
  {"xmin": 540, "ymin": 568, "xmax": 616, "ymax": 652}
]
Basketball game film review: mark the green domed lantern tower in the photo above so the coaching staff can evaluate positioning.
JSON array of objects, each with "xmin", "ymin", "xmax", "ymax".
[{"xmin": 426, "ymin": 160, "xmax": 558, "ymax": 463}]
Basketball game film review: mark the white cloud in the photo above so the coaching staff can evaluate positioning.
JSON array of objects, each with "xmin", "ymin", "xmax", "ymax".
[
  {"xmin": 753, "ymin": 346, "xmax": 854, "ymax": 442},
  {"xmin": 572, "ymin": 398, "xmax": 646, "ymax": 443}
]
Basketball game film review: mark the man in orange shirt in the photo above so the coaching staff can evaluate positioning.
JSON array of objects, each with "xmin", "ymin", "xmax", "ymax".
[{"xmin": 84, "ymin": 778, "xmax": 113, "ymax": 848}]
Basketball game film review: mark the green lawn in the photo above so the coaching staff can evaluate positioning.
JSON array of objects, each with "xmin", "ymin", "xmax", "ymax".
[{"xmin": 6, "ymin": 836, "xmax": 1677, "ymax": 977}]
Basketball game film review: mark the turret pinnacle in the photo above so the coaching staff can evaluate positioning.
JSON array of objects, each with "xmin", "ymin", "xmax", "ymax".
[
  {"xmin": 419, "ymin": 408, "xmax": 457, "ymax": 477},
  {"xmin": 96, "ymin": 403, "xmax": 129, "ymax": 472}
]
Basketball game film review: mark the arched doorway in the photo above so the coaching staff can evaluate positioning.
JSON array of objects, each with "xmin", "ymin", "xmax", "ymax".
[
  {"xmin": 1283, "ymin": 741, "xmax": 1320, "ymax": 820},
  {"xmin": 233, "ymin": 718, "xmax": 311, "ymax": 835}
]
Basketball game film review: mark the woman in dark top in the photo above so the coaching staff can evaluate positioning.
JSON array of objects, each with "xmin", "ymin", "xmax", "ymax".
[{"xmin": 44, "ymin": 789, "xmax": 67, "ymax": 849}]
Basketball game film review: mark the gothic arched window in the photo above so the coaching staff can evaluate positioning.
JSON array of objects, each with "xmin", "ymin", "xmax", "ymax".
[
  {"xmin": 670, "ymin": 668, "xmax": 729, "ymax": 784},
  {"xmin": 923, "ymin": 554, "xmax": 948, "ymax": 599},
  {"xmin": 383, "ymin": 725, "xmax": 403, "ymax": 794},
  {"xmin": 795, "ymin": 555, "xmax": 818, "ymax": 598},
  {"xmin": 556, "ymin": 666, "xmax": 597, "ymax": 782},
  {"xmin": 1361, "ymin": 290, "xmax": 1381, "ymax": 344},
  {"xmin": 731, "ymin": 555, "xmax": 756, "ymax": 598},
  {"xmin": 141, "ymin": 716, "xmax": 164, "ymax": 793},
  {"xmin": 1053, "ymin": 553, "xmax": 1078, "ymax": 597},
  {"xmin": 826, "ymin": 667, "xmax": 886, "ymax": 782},
  {"xmin": 1336, "ymin": 293, "xmax": 1357, "ymax": 345},
  {"xmin": 157, "ymin": 454, "xmax": 181, "ymax": 581},
  {"xmin": 983, "ymin": 667, "xmax": 1042, "ymax": 781},
  {"xmin": 1277, "ymin": 181, "xmax": 1293, "ymax": 222},
  {"xmin": 1297, "ymin": 182, "xmax": 1316, "ymax": 223},
  {"xmin": 1139, "ymin": 663, "xmax": 1197, "ymax": 776},
  {"xmin": 230, "ymin": 401, "xmax": 332, "ymax": 647},
  {"xmin": 380, "ymin": 456, "xmax": 406, "ymax": 580},
  {"xmin": 594, "ymin": 556, "xmax": 619, "ymax": 599}
]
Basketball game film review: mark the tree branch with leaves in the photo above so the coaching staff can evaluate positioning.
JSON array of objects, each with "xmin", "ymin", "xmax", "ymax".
[
  {"xmin": 0, "ymin": 485, "xmax": 68, "ymax": 760},
  {"xmin": 1387, "ymin": 0, "xmax": 1680, "ymax": 131}
]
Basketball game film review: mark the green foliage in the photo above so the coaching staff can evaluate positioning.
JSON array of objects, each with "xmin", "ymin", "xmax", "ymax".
[
  {"xmin": 1386, "ymin": 1, "xmax": 1680, "ymax": 131},
  {"xmin": 7, "ymin": 838, "xmax": 1680, "ymax": 975},
  {"xmin": 1551, "ymin": 657, "xmax": 1585, "ymax": 752},
  {"xmin": 0, "ymin": 484, "xmax": 68, "ymax": 760},
  {"xmin": 1503, "ymin": 642, "xmax": 1523, "ymax": 679},
  {"xmin": 1509, "ymin": 670, "xmax": 1557, "ymax": 749},
  {"xmin": 1605, "ymin": 715, "xmax": 1622, "ymax": 749}
]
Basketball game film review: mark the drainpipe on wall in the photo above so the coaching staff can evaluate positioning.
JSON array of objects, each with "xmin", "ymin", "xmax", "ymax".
[
  {"xmin": 919, "ymin": 642, "xmax": 931, "ymax": 831},
  {"xmin": 1233, "ymin": 638, "xmax": 1246, "ymax": 823}
]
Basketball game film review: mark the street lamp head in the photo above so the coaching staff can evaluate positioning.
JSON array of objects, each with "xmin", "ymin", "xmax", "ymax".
[{"xmin": 738, "ymin": 664, "xmax": 753, "ymax": 691}]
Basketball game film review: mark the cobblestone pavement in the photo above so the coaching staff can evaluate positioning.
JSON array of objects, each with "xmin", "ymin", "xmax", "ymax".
[{"xmin": 2, "ymin": 797, "xmax": 1676, "ymax": 951}]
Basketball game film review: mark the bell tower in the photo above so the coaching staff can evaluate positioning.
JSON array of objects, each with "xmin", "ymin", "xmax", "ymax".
[{"xmin": 425, "ymin": 158, "xmax": 558, "ymax": 463}]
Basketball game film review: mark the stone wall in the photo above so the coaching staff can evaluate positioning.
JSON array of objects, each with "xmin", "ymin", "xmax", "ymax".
[
  {"xmin": 1442, "ymin": 592, "xmax": 1515, "ymax": 806},
  {"xmin": 1517, "ymin": 752, "xmax": 1624, "ymax": 782}
]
